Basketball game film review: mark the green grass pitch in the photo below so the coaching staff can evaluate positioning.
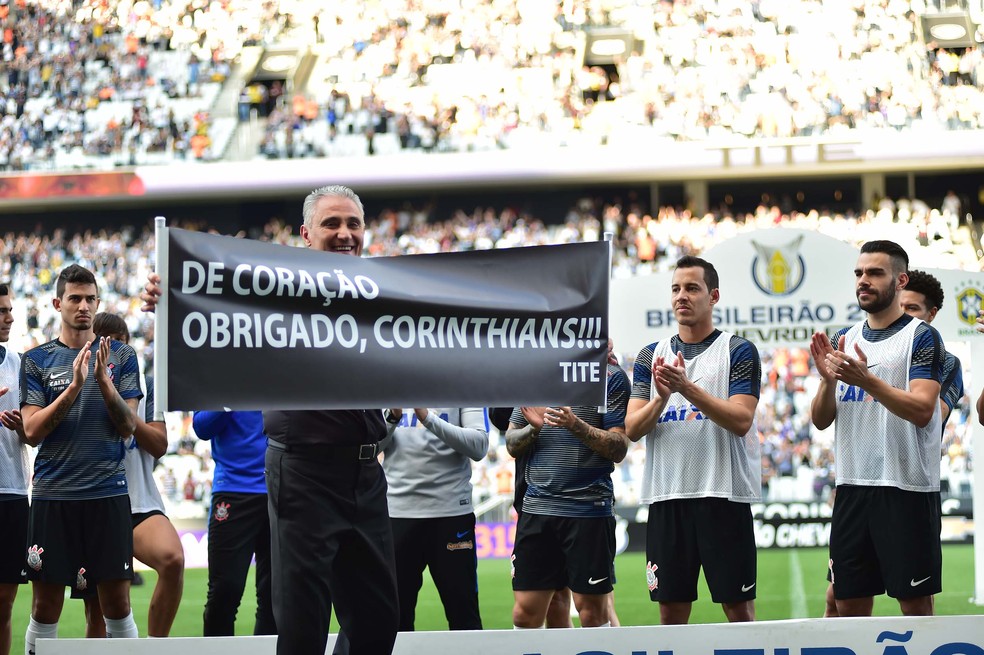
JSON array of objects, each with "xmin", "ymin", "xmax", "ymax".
[{"xmin": 9, "ymin": 545, "xmax": 983, "ymax": 651}]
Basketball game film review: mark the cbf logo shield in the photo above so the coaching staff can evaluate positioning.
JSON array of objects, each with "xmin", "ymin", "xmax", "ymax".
[
  {"xmin": 956, "ymin": 286, "xmax": 984, "ymax": 326},
  {"xmin": 751, "ymin": 235, "xmax": 806, "ymax": 296}
]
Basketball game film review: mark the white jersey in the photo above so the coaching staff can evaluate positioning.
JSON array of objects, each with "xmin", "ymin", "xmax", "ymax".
[
  {"xmin": 125, "ymin": 374, "xmax": 166, "ymax": 514},
  {"xmin": 835, "ymin": 319, "xmax": 941, "ymax": 492},
  {"xmin": 0, "ymin": 348, "xmax": 29, "ymax": 495},
  {"xmin": 641, "ymin": 331, "xmax": 761, "ymax": 504}
]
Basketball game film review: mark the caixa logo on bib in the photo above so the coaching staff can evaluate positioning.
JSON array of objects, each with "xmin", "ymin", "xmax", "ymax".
[{"xmin": 750, "ymin": 235, "xmax": 806, "ymax": 297}]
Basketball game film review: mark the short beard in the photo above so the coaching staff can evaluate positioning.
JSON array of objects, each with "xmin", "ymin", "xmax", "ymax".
[{"xmin": 859, "ymin": 284, "xmax": 897, "ymax": 314}]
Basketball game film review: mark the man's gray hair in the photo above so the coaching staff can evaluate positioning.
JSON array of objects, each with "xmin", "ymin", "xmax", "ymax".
[{"xmin": 302, "ymin": 185, "xmax": 365, "ymax": 227}]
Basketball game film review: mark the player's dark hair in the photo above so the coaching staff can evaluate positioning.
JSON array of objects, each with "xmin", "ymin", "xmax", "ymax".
[
  {"xmin": 675, "ymin": 256, "xmax": 719, "ymax": 291},
  {"xmin": 905, "ymin": 269, "xmax": 945, "ymax": 311},
  {"xmin": 0, "ymin": 282, "xmax": 9, "ymax": 296},
  {"xmin": 55, "ymin": 264, "xmax": 98, "ymax": 299},
  {"xmin": 860, "ymin": 240, "xmax": 909, "ymax": 274},
  {"xmin": 93, "ymin": 312, "xmax": 130, "ymax": 343}
]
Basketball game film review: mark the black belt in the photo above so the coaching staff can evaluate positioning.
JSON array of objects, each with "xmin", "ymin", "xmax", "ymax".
[{"xmin": 267, "ymin": 438, "xmax": 379, "ymax": 461}]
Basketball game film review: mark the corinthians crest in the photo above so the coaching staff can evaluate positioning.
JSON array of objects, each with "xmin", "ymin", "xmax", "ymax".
[
  {"xmin": 215, "ymin": 502, "xmax": 231, "ymax": 521},
  {"xmin": 27, "ymin": 545, "xmax": 43, "ymax": 572},
  {"xmin": 751, "ymin": 235, "xmax": 806, "ymax": 296}
]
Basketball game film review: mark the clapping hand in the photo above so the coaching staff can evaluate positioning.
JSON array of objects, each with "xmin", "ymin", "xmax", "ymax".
[{"xmin": 653, "ymin": 351, "xmax": 688, "ymax": 394}]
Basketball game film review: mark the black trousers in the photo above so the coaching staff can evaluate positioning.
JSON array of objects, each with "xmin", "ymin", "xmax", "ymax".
[
  {"xmin": 266, "ymin": 443, "xmax": 398, "ymax": 655},
  {"xmin": 391, "ymin": 514, "xmax": 482, "ymax": 631},
  {"xmin": 203, "ymin": 491, "xmax": 276, "ymax": 636}
]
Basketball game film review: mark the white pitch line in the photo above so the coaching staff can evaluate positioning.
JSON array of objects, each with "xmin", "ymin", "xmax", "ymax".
[{"xmin": 789, "ymin": 549, "xmax": 808, "ymax": 618}]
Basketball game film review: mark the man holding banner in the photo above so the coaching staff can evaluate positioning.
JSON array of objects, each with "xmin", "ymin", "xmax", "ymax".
[
  {"xmin": 142, "ymin": 185, "xmax": 399, "ymax": 655},
  {"xmin": 143, "ymin": 181, "xmax": 611, "ymax": 649},
  {"xmin": 811, "ymin": 240, "xmax": 944, "ymax": 617},
  {"xmin": 625, "ymin": 255, "xmax": 761, "ymax": 625},
  {"xmin": 245, "ymin": 185, "xmax": 400, "ymax": 655}
]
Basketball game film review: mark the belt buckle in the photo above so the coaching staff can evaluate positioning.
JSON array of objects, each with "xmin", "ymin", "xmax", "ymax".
[{"xmin": 358, "ymin": 443, "xmax": 376, "ymax": 460}]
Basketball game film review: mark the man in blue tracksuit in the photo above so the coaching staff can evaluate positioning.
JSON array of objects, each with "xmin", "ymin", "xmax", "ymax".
[{"xmin": 193, "ymin": 410, "xmax": 276, "ymax": 636}]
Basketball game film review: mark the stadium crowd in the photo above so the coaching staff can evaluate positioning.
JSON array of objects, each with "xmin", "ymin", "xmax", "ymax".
[
  {"xmin": 0, "ymin": 193, "xmax": 975, "ymax": 522},
  {"xmin": 1, "ymin": 0, "xmax": 983, "ymax": 169},
  {"xmin": 256, "ymin": 0, "xmax": 984, "ymax": 158},
  {"xmin": 0, "ymin": 0, "xmax": 281, "ymax": 170}
]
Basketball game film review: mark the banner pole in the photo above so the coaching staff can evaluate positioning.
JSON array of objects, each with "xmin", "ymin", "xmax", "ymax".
[
  {"xmin": 600, "ymin": 232, "xmax": 614, "ymax": 414},
  {"xmin": 153, "ymin": 216, "xmax": 168, "ymax": 417}
]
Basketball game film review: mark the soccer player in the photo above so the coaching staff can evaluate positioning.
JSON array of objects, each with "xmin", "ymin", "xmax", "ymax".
[
  {"xmin": 811, "ymin": 240, "xmax": 944, "ymax": 617},
  {"xmin": 898, "ymin": 270, "xmax": 964, "ymax": 428},
  {"xmin": 625, "ymin": 255, "xmax": 761, "ymax": 625},
  {"xmin": 495, "ymin": 340, "xmax": 625, "ymax": 628},
  {"xmin": 505, "ymin": 354, "xmax": 630, "ymax": 629},
  {"xmin": 192, "ymin": 410, "xmax": 275, "ymax": 636},
  {"xmin": 380, "ymin": 406, "xmax": 489, "ymax": 631},
  {"xmin": 0, "ymin": 284, "xmax": 30, "ymax": 655},
  {"xmin": 142, "ymin": 185, "xmax": 399, "ymax": 655},
  {"xmin": 491, "ymin": 407, "xmax": 574, "ymax": 629},
  {"xmin": 72, "ymin": 312, "xmax": 184, "ymax": 637},
  {"xmin": 21, "ymin": 264, "xmax": 143, "ymax": 652},
  {"xmin": 75, "ymin": 312, "xmax": 185, "ymax": 637},
  {"xmin": 822, "ymin": 268, "xmax": 962, "ymax": 617}
]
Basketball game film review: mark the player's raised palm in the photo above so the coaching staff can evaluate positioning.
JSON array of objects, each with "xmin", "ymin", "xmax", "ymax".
[
  {"xmin": 651, "ymin": 356, "xmax": 672, "ymax": 400},
  {"xmin": 73, "ymin": 341, "xmax": 93, "ymax": 387},
  {"xmin": 810, "ymin": 331, "xmax": 837, "ymax": 383},
  {"xmin": 94, "ymin": 337, "xmax": 113, "ymax": 384}
]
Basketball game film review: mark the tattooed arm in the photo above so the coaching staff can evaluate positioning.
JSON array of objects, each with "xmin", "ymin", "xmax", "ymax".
[
  {"xmin": 95, "ymin": 338, "xmax": 137, "ymax": 438},
  {"xmin": 505, "ymin": 407, "xmax": 545, "ymax": 458},
  {"xmin": 545, "ymin": 406, "xmax": 629, "ymax": 463}
]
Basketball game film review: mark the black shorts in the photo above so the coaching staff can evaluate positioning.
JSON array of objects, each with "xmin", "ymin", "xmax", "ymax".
[
  {"xmin": 28, "ymin": 495, "xmax": 134, "ymax": 590},
  {"xmin": 511, "ymin": 513, "xmax": 615, "ymax": 595},
  {"xmin": 69, "ymin": 509, "xmax": 166, "ymax": 600},
  {"xmin": 0, "ymin": 497, "xmax": 28, "ymax": 585},
  {"xmin": 646, "ymin": 497, "xmax": 757, "ymax": 604},
  {"xmin": 829, "ymin": 485, "xmax": 941, "ymax": 600},
  {"xmin": 132, "ymin": 509, "xmax": 165, "ymax": 530}
]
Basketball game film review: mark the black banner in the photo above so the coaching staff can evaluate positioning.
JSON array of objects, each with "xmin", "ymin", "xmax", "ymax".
[{"xmin": 161, "ymin": 229, "xmax": 610, "ymax": 411}]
